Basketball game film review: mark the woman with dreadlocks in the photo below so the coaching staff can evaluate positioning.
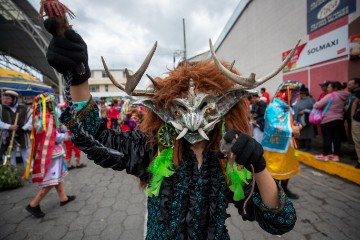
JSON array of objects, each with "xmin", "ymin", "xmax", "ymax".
[
  {"xmin": 40, "ymin": 1, "xmax": 298, "ymax": 238},
  {"xmin": 24, "ymin": 93, "xmax": 75, "ymax": 218}
]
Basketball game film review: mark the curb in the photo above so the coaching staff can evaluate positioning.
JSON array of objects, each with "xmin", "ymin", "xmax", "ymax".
[{"xmin": 297, "ymin": 150, "xmax": 360, "ymax": 185}]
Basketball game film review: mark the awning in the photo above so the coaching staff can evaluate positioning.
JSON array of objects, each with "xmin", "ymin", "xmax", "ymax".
[{"xmin": 0, "ymin": 68, "xmax": 54, "ymax": 96}]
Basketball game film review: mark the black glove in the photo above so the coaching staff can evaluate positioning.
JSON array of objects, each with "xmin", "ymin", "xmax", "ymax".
[
  {"xmin": 44, "ymin": 18, "xmax": 90, "ymax": 85},
  {"xmin": 221, "ymin": 129, "xmax": 266, "ymax": 173}
]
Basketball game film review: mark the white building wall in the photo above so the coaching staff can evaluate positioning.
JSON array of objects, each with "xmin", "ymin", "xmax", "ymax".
[
  {"xmin": 216, "ymin": 0, "xmax": 308, "ymax": 95},
  {"xmin": 89, "ymin": 69, "xmax": 132, "ymax": 95}
]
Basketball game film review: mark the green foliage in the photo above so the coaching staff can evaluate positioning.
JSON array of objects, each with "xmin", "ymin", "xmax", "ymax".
[{"xmin": 0, "ymin": 163, "xmax": 23, "ymax": 191}]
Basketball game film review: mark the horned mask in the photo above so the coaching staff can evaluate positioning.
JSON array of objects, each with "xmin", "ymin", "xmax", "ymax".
[{"xmin": 102, "ymin": 40, "xmax": 300, "ymax": 144}]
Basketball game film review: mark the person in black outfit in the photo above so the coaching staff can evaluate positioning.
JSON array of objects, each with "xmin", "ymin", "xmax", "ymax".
[{"xmin": 250, "ymin": 93, "xmax": 267, "ymax": 143}]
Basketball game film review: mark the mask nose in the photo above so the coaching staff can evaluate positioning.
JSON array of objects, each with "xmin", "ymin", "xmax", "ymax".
[{"xmin": 187, "ymin": 112, "xmax": 203, "ymax": 132}]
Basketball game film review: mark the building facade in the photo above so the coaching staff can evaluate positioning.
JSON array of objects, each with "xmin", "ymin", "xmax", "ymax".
[
  {"xmin": 88, "ymin": 69, "xmax": 134, "ymax": 99},
  {"xmin": 214, "ymin": 0, "xmax": 360, "ymax": 99}
]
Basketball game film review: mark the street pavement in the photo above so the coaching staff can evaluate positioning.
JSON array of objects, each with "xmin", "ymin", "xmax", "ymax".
[{"xmin": 1, "ymin": 155, "xmax": 360, "ymax": 240}]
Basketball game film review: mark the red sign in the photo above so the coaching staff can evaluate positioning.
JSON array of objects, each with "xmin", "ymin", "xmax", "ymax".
[
  {"xmin": 349, "ymin": 34, "xmax": 360, "ymax": 60},
  {"xmin": 282, "ymin": 44, "xmax": 306, "ymax": 72}
]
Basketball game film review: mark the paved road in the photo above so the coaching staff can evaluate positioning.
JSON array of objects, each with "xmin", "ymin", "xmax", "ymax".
[{"xmin": 1, "ymin": 155, "xmax": 359, "ymax": 240}]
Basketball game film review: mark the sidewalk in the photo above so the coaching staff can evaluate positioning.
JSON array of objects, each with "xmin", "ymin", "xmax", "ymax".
[{"xmin": 296, "ymin": 135, "xmax": 360, "ymax": 185}]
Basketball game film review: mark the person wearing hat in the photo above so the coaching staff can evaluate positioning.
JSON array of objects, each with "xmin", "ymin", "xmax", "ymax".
[
  {"xmin": 0, "ymin": 90, "xmax": 32, "ymax": 167},
  {"xmin": 262, "ymin": 80, "xmax": 303, "ymax": 199},
  {"xmin": 249, "ymin": 92, "xmax": 267, "ymax": 143},
  {"xmin": 24, "ymin": 93, "xmax": 75, "ymax": 218},
  {"xmin": 293, "ymin": 85, "xmax": 315, "ymax": 151}
]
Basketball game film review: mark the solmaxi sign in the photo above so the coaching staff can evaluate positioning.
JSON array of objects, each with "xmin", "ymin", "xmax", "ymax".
[{"xmin": 282, "ymin": 25, "xmax": 348, "ymax": 72}]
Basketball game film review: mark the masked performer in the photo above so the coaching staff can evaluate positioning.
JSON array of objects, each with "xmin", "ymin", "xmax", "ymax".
[
  {"xmin": 262, "ymin": 81, "xmax": 302, "ymax": 200},
  {"xmin": 24, "ymin": 93, "xmax": 75, "ymax": 218},
  {"xmin": 40, "ymin": 1, "xmax": 300, "ymax": 238}
]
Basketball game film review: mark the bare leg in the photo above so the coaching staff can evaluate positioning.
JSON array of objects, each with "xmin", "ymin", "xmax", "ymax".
[
  {"xmin": 75, "ymin": 157, "xmax": 80, "ymax": 166},
  {"xmin": 30, "ymin": 186, "xmax": 53, "ymax": 207},
  {"xmin": 65, "ymin": 158, "xmax": 72, "ymax": 168},
  {"xmin": 54, "ymin": 182, "xmax": 68, "ymax": 202}
]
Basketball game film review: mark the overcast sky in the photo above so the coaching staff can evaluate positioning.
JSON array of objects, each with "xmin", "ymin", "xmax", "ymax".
[{"xmin": 29, "ymin": 0, "xmax": 240, "ymax": 88}]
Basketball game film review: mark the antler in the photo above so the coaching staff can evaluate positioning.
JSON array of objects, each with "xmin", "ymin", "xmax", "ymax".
[
  {"xmin": 101, "ymin": 41, "xmax": 158, "ymax": 96},
  {"xmin": 209, "ymin": 39, "xmax": 300, "ymax": 89}
]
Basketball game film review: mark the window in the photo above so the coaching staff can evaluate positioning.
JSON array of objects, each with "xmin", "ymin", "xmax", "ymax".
[
  {"xmin": 89, "ymin": 85, "xmax": 99, "ymax": 92},
  {"xmin": 105, "ymin": 85, "xmax": 109, "ymax": 92},
  {"xmin": 102, "ymin": 70, "xmax": 108, "ymax": 78}
]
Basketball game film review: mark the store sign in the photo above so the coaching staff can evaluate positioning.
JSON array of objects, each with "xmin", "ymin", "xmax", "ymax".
[
  {"xmin": 350, "ymin": 34, "xmax": 360, "ymax": 60},
  {"xmin": 307, "ymin": 0, "xmax": 356, "ymax": 34},
  {"xmin": 283, "ymin": 25, "xmax": 349, "ymax": 72}
]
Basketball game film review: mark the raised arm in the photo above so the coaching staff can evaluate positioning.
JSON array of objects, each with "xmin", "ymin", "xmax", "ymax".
[{"xmin": 44, "ymin": 18, "xmax": 153, "ymax": 181}]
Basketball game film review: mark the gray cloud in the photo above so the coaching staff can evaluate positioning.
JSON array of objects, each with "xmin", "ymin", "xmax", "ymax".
[{"xmin": 29, "ymin": 0, "xmax": 239, "ymax": 88}]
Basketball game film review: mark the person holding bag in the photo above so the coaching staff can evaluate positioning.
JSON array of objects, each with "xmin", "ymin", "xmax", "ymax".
[{"xmin": 314, "ymin": 81, "xmax": 350, "ymax": 162}]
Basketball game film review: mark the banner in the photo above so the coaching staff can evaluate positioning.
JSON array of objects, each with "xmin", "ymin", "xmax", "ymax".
[
  {"xmin": 307, "ymin": 0, "xmax": 356, "ymax": 34},
  {"xmin": 283, "ymin": 25, "xmax": 349, "ymax": 72},
  {"xmin": 349, "ymin": 34, "xmax": 360, "ymax": 60}
]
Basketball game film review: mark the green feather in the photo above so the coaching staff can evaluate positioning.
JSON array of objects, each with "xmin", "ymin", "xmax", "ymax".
[
  {"xmin": 146, "ymin": 148, "xmax": 175, "ymax": 197},
  {"xmin": 226, "ymin": 163, "xmax": 252, "ymax": 201}
]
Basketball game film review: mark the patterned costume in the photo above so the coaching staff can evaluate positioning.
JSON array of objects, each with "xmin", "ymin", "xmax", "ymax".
[
  {"xmin": 262, "ymin": 81, "xmax": 302, "ymax": 199},
  {"xmin": 25, "ymin": 93, "xmax": 68, "ymax": 187}
]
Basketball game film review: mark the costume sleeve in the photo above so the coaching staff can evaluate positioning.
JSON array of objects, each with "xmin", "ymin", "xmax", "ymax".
[
  {"xmin": 59, "ymin": 97, "xmax": 153, "ymax": 182},
  {"xmin": 232, "ymin": 182, "xmax": 296, "ymax": 235},
  {"xmin": 0, "ymin": 120, "xmax": 11, "ymax": 130}
]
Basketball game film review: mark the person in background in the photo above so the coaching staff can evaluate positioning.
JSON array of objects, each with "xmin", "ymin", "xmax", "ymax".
[
  {"xmin": 262, "ymin": 80, "xmax": 302, "ymax": 200},
  {"xmin": 294, "ymin": 86, "xmax": 315, "ymax": 151},
  {"xmin": 348, "ymin": 78, "xmax": 360, "ymax": 168},
  {"xmin": 99, "ymin": 97, "xmax": 108, "ymax": 129},
  {"xmin": 260, "ymin": 87, "xmax": 271, "ymax": 105},
  {"xmin": 249, "ymin": 93, "xmax": 266, "ymax": 143},
  {"xmin": 25, "ymin": 93, "xmax": 75, "ymax": 218},
  {"xmin": 344, "ymin": 78, "xmax": 360, "ymax": 150},
  {"xmin": 314, "ymin": 81, "xmax": 350, "ymax": 162},
  {"xmin": 121, "ymin": 111, "xmax": 136, "ymax": 132},
  {"xmin": 0, "ymin": 90, "xmax": 32, "ymax": 168},
  {"xmin": 108, "ymin": 100, "xmax": 120, "ymax": 130},
  {"xmin": 318, "ymin": 81, "xmax": 330, "ymax": 100},
  {"xmin": 63, "ymin": 127, "xmax": 86, "ymax": 170}
]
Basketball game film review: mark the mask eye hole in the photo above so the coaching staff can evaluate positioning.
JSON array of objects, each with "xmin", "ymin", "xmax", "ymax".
[
  {"xmin": 205, "ymin": 107, "xmax": 212, "ymax": 114},
  {"xmin": 174, "ymin": 110, "xmax": 181, "ymax": 117},
  {"xmin": 200, "ymin": 102, "xmax": 207, "ymax": 110}
]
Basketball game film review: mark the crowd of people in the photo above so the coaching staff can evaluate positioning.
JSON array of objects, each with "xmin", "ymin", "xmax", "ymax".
[
  {"xmin": 249, "ymin": 78, "xmax": 360, "ymax": 169},
  {"xmin": 97, "ymin": 97, "xmax": 144, "ymax": 132}
]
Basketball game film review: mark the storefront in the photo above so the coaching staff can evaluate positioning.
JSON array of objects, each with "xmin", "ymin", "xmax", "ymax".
[{"xmin": 215, "ymin": 0, "xmax": 359, "ymax": 99}]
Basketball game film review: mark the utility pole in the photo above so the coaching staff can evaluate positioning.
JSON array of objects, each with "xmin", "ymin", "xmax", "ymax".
[{"xmin": 183, "ymin": 18, "xmax": 187, "ymax": 61}]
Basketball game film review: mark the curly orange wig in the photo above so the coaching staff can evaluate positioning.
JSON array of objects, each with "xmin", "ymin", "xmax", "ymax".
[{"xmin": 140, "ymin": 60, "xmax": 250, "ymax": 167}]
